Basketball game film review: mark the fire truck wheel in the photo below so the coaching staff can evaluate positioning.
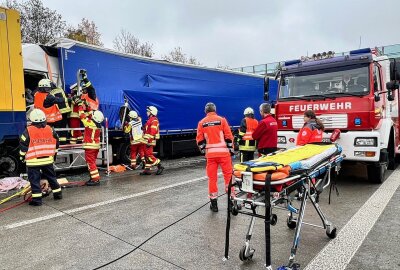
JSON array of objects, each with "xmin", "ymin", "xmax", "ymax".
[
  {"xmin": 367, "ymin": 150, "xmax": 387, "ymax": 184},
  {"xmin": 387, "ymin": 137, "xmax": 397, "ymax": 170}
]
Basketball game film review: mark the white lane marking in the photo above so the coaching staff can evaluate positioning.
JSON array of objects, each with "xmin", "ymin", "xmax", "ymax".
[
  {"xmin": 3, "ymin": 174, "xmax": 213, "ymax": 230},
  {"xmin": 305, "ymin": 169, "xmax": 400, "ymax": 270}
]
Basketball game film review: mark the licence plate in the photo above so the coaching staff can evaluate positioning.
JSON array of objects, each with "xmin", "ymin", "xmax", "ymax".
[{"xmin": 241, "ymin": 172, "xmax": 255, "ymax": 193}]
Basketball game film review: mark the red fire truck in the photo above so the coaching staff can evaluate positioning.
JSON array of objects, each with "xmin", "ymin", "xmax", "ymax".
[{"xmin": 265, "ymin": 48, "xmax": 400, "ymax": 183}]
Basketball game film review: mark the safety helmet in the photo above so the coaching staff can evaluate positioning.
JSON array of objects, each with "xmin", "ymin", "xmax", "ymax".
[
  {"xmin": 38, "ymin": 79, "xmax": 52, "ymax": 92},
  {"xmin": 147, "ymin": 106, "xmax": 158, "ymax": 116},
  {"xmin": 92, "ymin": 110, "xmax": 104, "ymax": 123},
  {"xmin": 244, "ymin": 107, "xmax": 254, "ymax": 115},
  {"xmin": 29, "ymin": 108, "xmax": 46, "ymax": 123},
  {"xmin": 129, "ymin": 111, "xmax": 138, "ymax": 119}
]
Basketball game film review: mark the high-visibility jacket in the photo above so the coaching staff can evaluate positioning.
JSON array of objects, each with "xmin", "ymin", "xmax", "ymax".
[
  {"xmin": 143, "ymin": 116, "xmax": 160, "ymax": 146},
  {"xmin": 124, "ymin": 118, "xmax": 145, "ymax": 145},
  {"xmin": 81, "ymin": 93, "xmax": 99, "ymax": 111},
  {"xmin": 238, "ymin": 117, "xmax": 258, "ymax": 151},
  {"xmin": 19, "ymin": 124, "xmax": 59, "ymax": 167},
  {"xmin": 50, "ymin": 88, "xmax": 71, "ymax": 114},
  {"xmin": 34, "ymin": 92, "xmax": 62, "ymax": 123},
  {"xmin": 296, "ymin": 120, "xmax": 324, "ymax": 146},
  {"xmin": 79, "ymin": 109, "xmax": 102, "ymax": 149},
  {"xmin": 196, "ymin": 112, "xmax": 234, "ymax": 158}
]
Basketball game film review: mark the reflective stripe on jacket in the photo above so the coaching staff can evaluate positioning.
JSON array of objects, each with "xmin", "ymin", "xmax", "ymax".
[
  {"xmin": 25, "ymin": 125, "xmax": 56, "ymax": 166},
  {"xmin": 81, "ymin": 93, "xmax": 99, "ymax": 110},
  {"xmin": 79, "ymin": 109, "xmax": 102, "ymax": 149},
  {"xmin": 196, "ymin": 112, "xmax": 233, "ymax": 158},
  {"xmin": 124, "ymin": 118, "xmax": 145, "ymax": 145},
  {"xmin": 50, "ymin": 88, "xmax": 71, "ymax": 114},
  {"xmin": 143, "ymin": 116, "xmax": 160, "ymax": 146},
  {"xmin": 296, "ymin": 120, "xmax": 323, "ymax": 146},
  {"xmin": 34, "ymin": 92, "xmax": 62, "ymax": 123},
  {"xmin": 238, "ymin": 117, "xmax": 258, "ymax": 151}
]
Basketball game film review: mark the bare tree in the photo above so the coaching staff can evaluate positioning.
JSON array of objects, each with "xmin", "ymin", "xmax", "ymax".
[
  {"xmin": 4, "ymin": 0, "xmax": 66, "ymax": 44},
  {"xmin": 162, "ymin": 47, "xmax": 201, "ymax": 65},
  {"xmin": 66, "ymin": 18, "xmax": 103, "ymax": 46},
  {"xmin": 113, "ymin": 29, "xmax": 154, "ymax": 57}
]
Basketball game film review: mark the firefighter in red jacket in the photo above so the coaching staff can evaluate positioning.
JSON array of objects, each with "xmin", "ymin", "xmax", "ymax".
[
  {"xmin": 237, "ymin": 107, "xmax": 258, "ymax": 162},
  {"xmin": 296, "ymin": 110, "xmax": 325, "ymax": 146},
  {"xmin": 124, "ymin": 110, "xmax": 145, "ymax": 169},
  {"xmin": 77, "ymin": 101, "xmax": 104, "ymax": 186},
  {"xmin": 196, "ymin": 102, "xmax": 234, "ymax": 212},
  {"xmin": 252, "ymin": 103, "xmax": 278, "ymax": 156},
  {"xmin": 69, "ymin": 70, "xmax": 99, "ymax": 144},
  {"xmin": 34, "ymin": 79, "xmax": 63, "ymax": 126},
  {"xmin": 19, "ymin": 109, "xmax": 62, "ymax": 206},
  {"xmin": 141, "ymin": 106, "xmax": 164, "ymax": 175}
]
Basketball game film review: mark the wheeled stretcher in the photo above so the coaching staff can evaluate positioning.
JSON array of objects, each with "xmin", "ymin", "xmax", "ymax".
[{"xmin": 224, "ymin": 143, "xmax": 344, "ymax": 270}]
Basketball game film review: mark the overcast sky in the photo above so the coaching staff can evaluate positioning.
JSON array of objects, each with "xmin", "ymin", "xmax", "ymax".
[{"xmin": 42, "ymin": 0, "xmax": 400, "ymax": 68}]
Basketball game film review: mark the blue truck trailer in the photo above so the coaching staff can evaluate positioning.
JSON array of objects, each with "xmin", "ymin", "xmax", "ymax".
[{"xmin": 1, "ymin": 35, "xmax": 277, "ymax": 176}]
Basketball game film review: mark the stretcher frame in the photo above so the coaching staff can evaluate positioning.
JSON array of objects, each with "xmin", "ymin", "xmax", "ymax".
[
  {"xmin": 53, "ymin": 118, "xmax": 110, "ymax": 175},
  {"xmin": 224, "ymin": 151, "xmax": 344, "ymax": 270}
]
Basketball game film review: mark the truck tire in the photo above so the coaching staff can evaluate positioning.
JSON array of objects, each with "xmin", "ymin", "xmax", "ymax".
[
  {"xmin": 367, "ymin": 149, "xmax": 388, "ymax": 184},
  {"xmin": 387, "ymin": 137, "xmax": 397, "ymax": 170},
  {"xmin": 118, "ymin": 142, "xmax": 132, "ymax": 165},
  {"xmin": 0, "ymin": 146, "xmax": 24, "ymax": 177}
]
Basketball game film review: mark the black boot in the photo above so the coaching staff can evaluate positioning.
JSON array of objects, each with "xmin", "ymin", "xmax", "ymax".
[
  {"xmin": 29, "ymin": 199, "xmax": 43, "ymax": 206},
  {"xmin": 86, "ymin": 179, "xmax": 100, "ymax": 186},
  {"xmin": 140, "ymin": 169, "xmax": 151, "ymax": 175},
  {"xmin": 210, "ymin": 199, "xmax": 218, "ymax": 212},
  {"xmin": 53, "ymin": 191, "xmax": 63, "ymax": 200},
  {"xmin": 156, "ymin": 164, "xmax": 164, "ymax": 175}
]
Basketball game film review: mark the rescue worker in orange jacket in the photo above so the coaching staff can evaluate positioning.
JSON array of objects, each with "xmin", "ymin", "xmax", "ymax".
[
  {"xmin": 196, "ymin": 102, "xmax": 234, "ymax": 212},
  {"xmin": 140, "ymin": 106, "xmax": 164, "ymax": 175},
  {"xmin": 296, "ymin": 110, "xmax": 325, "ymax": 146},
  {"xmin": 68, "ymin": 70, "xmax": 99, "ymax": 144},
  {"xmin": 123, "ymin": 110, "xmax": 145, "ymax": 169},
  {"xmin": 78, "ymin": 103, "xmax": 104, "ymax": 186},
  {"xmin": 34, "ymin": 79, "xmax": 64, "ymax": 125},
  {"xmin": 19, "ymin": 109, "xmax": 62, "ymax": 206},
  {"xmin": 237, "ymin": 107, "xmax": 258, "ymax": 162}
]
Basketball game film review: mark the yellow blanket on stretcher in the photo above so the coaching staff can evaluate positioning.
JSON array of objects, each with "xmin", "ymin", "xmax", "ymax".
[{"xmin": 234, "ymin": 144, "xmax": 335, "ymax": 173}]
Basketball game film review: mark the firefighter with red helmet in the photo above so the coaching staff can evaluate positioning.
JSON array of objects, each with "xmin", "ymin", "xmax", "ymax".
[
  {"xmin": 140, "ymin": 106, "xmax": 164, "ymax": 175},
  {"xmin": 296, "ymin": 110, "xmax": 325, "ymax": 146},
  {"xmin": 124, "ymin": 110, "xmax": 145, "ymax": 169},
  {"xmin": 237, "ymin": 107, "xmax": 258, "ymax": 162},
  {"xmin": 196, "ymin": 102, "xmax": 234, "ymax": 212},
  {"xmin": 78, "ymin": 103, "xmax": 104, "ymax": 186},
  {"xmin": 19, "ymin": 109, "xmax": 62, "ymax": 206}
]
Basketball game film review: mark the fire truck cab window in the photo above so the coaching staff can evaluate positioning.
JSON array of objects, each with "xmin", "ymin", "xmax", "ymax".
[
  {"xmin": 279, "ymin": 65, "xmax": 370, "ymax": 99},
  {"xmin": 373, "ymin": 65, "xmax": 382, "ymax": 92}
]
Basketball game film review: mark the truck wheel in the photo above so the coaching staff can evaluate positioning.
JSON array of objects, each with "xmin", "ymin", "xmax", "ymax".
[
  {"xmin": 118, "ymin": 143, "xmax": 132, "ymax": 165},
  {"xmin": 367, "ymin": 150, "xmax": 388, "ymax": 184},
  {"xmin": 0, "ymin": 146, "xmax": 24, "ymax": 177},
  {"xmin": 387, "ymin": 139, "xmax": 397, "ymax": 170}
]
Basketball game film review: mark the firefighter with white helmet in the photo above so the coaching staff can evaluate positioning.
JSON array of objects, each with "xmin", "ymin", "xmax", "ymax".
[
  {"xmin": 141, "ymin": 106, "xmax": 164, "ymax": 175},
  {"xmin": 19, "ymin": 109, "xmax": 62, "ymax": 206},
  {"xmin": 124, "ymin": 110, "xmax": 145, "ymax": 169},
  {"xmin": 236, "ymin": 107, "xmax": 258, "ymax": 162},
  {"xmin": 78, "ymin": 99, "xmax": 104, "ymax": 185}
]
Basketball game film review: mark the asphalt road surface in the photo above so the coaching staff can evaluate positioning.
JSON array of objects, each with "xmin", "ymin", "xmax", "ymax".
[{"xmin": 0, "ymin": 157, "xmax": 399, "ymax": 270}]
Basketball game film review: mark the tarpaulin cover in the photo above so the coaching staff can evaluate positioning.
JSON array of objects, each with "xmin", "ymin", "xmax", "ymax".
[{"xmin": 57, "ymin": 39, "xmax": 277, "ymax": 134}]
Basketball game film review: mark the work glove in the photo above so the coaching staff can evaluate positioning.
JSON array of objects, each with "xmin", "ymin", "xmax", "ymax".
[
  {"xmin": 79, "ymin": 69, "xmax": 87, "ymax": 80},
  {"xmin": 19, "ymin": 156, "xmax": 25, "ymax": 163}
]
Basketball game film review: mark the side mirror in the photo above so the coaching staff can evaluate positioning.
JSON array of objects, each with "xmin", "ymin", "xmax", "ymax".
[
  {"xmin": 386, "ymin": 81, "xmax": 399, "ymax": 90},
  {"xmin": 374, "ymin": 94, "xmax": 381, "ymax": 102},
  {"xmin": 264, "ymin": 77, "xmax": 270, "ymax": 101},
  {"xmin": 387, "ymin": 91, "xmax": 395, "ymax": 101},
  {"xmin": 389, "ymin": 59, "xmax": 400, "ymax": 81}
]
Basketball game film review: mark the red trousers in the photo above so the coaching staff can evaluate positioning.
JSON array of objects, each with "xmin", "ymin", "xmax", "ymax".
[
  {"xmin": 69, "ymin": 117, "xmax": 82, "ymax": 144},
  {"xmin": 206, "ymin": 156, "xmax": 233, "ymax": 199},
  {"xmin": 130, "ymin": 143, "xmax": 145, "ymax": 166},
  {"xmin": 144, "ymin": 145, "xmax": 160, "ymax": 169},
  {"xmin": 85, "ymin": 148, "xmax": 100, "ymax": 181}
]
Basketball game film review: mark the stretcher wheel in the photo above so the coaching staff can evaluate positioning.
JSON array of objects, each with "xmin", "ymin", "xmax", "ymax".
[
  {"xmin": 287, "ymin": 217, "xmax": 297, "ymax": 229},
  {"xmin": 239, "ymin": 245, "xmax": 254, "ymax": 261},
  {"xmin": 326, "ymin": 227, "xmax": 337, "ymax": 239},
  {"xmin": 270, "ymin": 214, "xmax": 278, "ymax": 226},
  {"xmin": 231, "ymin": 201, "xmax": 241, "ymax": 216}
]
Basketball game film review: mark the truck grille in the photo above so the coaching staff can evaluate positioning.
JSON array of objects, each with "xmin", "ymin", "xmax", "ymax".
[{"xmin": 292, "ymin": 114, "xmax": 348, "ymax": 129}]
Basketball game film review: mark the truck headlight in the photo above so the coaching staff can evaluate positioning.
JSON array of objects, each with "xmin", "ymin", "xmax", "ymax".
[
  {"xmin": 278, "ymin": 136, "xmax": 287, "ymax": 144},
  {"xmin": 354, "ymin": 138, "xmax": 377, "ymax": 147}
]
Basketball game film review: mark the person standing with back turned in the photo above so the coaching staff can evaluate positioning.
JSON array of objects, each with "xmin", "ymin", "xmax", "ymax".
[
  {"xmin": 196, "ymin": 102, "xmax": 234, "ymax": 212},
  {"xmin": 252, "ymin": 103, "xmax": 278, "ymax": 156}
]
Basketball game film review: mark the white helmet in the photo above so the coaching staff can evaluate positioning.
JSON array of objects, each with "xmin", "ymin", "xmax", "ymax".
[
  {"xmin": 29, "ymin": 109, "xmax": 46, "ymax": 123},
  {"xmin": 92, "ymin": 110, "xmax": 104, "ymax": 123},
  {"xmin": 244, "ymin": 107, "xmax": 254, "ymax": 115},
  {"xmin": 147, "ymin": 106, "xmax": 158, "ymax": 116},
  {"xmin": 129, "ymin": 111, "xmax": 138, "ymax": 119},
  {"xmin": 38, "ymin": 79, "xmax": 52, "ymax": 92}
]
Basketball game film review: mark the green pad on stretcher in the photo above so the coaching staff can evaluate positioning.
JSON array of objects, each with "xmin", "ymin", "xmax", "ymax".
[{"xmin": 234, "ymin": 144, "xmax": 336, "ymax": 173}]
